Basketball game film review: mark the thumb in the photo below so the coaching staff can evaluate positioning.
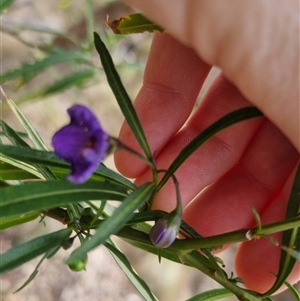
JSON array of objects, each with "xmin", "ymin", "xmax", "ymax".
[{"xmin": 122, "ymin": 0, "xmax": 299, "ymax": 151}]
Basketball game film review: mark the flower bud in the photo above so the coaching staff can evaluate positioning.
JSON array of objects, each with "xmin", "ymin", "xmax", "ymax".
[
  {"xmin": 68, "ymin": 255, "xmax": 88, "ymax": 272},
  {"xmin": 61, "ymin": 236, "xmax": 75, "ymax": 250},
  {"xmin": 149, "ymin": 213, "xmax": 181, "ymax": 248}
]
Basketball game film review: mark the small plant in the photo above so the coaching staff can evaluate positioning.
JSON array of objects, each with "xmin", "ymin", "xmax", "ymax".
[{"xmin": 1, "ymin": 2, "xmax": 299, "ymax": 301}]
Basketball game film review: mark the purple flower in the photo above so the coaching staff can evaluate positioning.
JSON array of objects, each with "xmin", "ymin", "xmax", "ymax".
[
  {"xmin": 52, "ymin": 104, "xmax": 110, "ymax": 184},
  {"xmin": 149, "ymin": 214, "xmax": 181, "ymax": 248}
]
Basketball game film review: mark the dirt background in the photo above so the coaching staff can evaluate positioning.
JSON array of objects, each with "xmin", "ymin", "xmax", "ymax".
[{"xmin": 1, "ymin": 1, "xmax": 298, "ymax": 300}]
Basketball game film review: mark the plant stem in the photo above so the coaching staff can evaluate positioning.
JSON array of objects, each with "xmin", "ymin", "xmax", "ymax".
[
  {"xmin": 111, "ymin": 137, "xmax": 157, "ymax": 180},
  {"xmin": 183, "ymin": 251, "xmax": 261, "ymax": 301},
  {"xmin": 173, "ymin": 215, "xmax": 300, "ymax": 250}
]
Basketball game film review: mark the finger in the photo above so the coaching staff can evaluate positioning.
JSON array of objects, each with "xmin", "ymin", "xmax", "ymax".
[
  {"xmin": 123, "ymin": 0, "xmax": 299, "ymax": 150},
  {"xmin": 114, "ymin": 33, "xmax": 211, "ymax": 178},
  {"xmin": 183, "ymin": 122, "xmax": 299, "ymax": 237},
  {"xmin": 135, "ymin": 75, "xmax": 264, "ymax": 211},
  {"xmin": 235, "ymin": 165, "xmax": 300, "ymax": 293}
]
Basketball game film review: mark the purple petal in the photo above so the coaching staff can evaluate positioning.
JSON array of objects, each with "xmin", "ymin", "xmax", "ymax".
[
  {"xmin": 52, "ymin": 104, "xmax": 110, "ymax": 183},
  {"xmin": 150, "ymin": 219, "xmax": 177, "ymax": 248}
]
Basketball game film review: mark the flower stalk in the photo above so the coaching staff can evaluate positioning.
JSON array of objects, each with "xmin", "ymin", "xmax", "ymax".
[
  {"xmin": 149, "ymin": 173, "xmax": 182, "ymax": 248},
  {"xmin": 52, "ymin": 104, "xmax": 156, "ymax": 184}
]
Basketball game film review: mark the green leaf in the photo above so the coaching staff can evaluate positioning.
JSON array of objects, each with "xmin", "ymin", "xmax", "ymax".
[
  {"xmin": 93, "ymin": 32, "xmax": 152, "ymax": 160},
  {"xmin": 0, "ymin": 145, "xmax": 135, "ymax": 189},
  {"xmin": 105, "ymin": 240, "xmax": 158, "ymax": 301},
  {"xmin": 17, "ymin": 69, "xmax": 96, "ymax": 103},
  {"xmin": 263, "ymin": 164, "xmax": 300, "ymax": 296},
  {"xmin": 13, "ymin": 246, "xmax": 60, "ymax": 292},
  {"xmin": 0, "ymin": 130, "xmax": 29, "ymax": 139},
  {"xmin": 0, "ymin": 228, "xmax": 72, "ymax": 274},
  {"xmin": 0, "ymin": 212, "xmax": 39, "ymax": 231},
  {"xmin": 0, "ymin": 0, "xmax": 17, "ymax": 13},
  {"xmin": 0, "ymin": 120, "xmax": 29, "ymax": 147},
  {"xmin": 67, "ymin": 182, "xmax": 155, "ymax": 265},
  {"xmin": 14, "ymin": 268, "xmax": 39, "ymax": 293},
  {"xmin": 1, "ymin": 91, "xmax": 57, "ymax": 180},
  {"xmin": 158, "ymin": 107, "xmax": 263, "ymax": 190},
  {"xmin": 0, "ymin": 160, "xmax": 40, "ymax": 180},
  {"xmin": 285, "ymin": 281, "xmax": 300, "ymax": 301},
  {"xmin": 3, "ymin": 91, "xmax": 48, "ymax": 150},
  {"xmin": 184, "ymin": 288, "xmax": 233, "ymax": 301},
  {"xmin": 0, "ymin": 180, "xmax": 129, "ymax": 218},
  {"xmin": 107, "ymin": 13, "xmax": 163, "ymax": 34},
  {"xmin": 0, "ymin": 50, "xmax": 90, "ymax": 85}
]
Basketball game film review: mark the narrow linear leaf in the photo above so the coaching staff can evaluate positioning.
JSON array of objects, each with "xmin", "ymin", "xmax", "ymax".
[
  {"xmin": 67, "ymin": 182, "xmax": 155, "ymax": 265},
  {"xmin": 1, "ymin": 145, "xmax": 135, "ymax": 189},
  {"xmin": 0, "ymin": 158, "xmax": 41, "ymax": 180},
  {"xmin": 285, "ymin": 281, "xmax": 300, "ymax": 301},
  {"xmin": 2, "ymin": 89, "xmax": 48, "ymax": 150},
  {"xmin": 14, "ymin": 269, "xmax": 39, "ymax": 293},
  {"xmin": 0, "ymin": 212, "xmax": 39, "ymax": 231},
  {"xmin": 0, "ymin": 50, "xmax": 90, "ymax": 85},
  {"xmin": 0, "ymin": 120, "xmax": 29, "ymax": 147},
  {"xmin": 94, "ymin": 32, "xmax": 152, "ymax": 160},
  {"xmin": 107, "ymin": 13, "xmax": 163, "ymax": 34},
  {"xmin": 158, "ymin": 107, "xmax": 263, "ymax": 190},
  {"xmin": 0, "ymin": 180, "xmax": 129, "ymax": 218},
  {"xmin": 13, "ymin": 246, "xmax": 60, "ymax": 293},
  {"xmin": 18, "ymin": 69, "xmax": 96, "ymax": 103},
  {"xmin": 105, "ymin": 240, "xmax": 158, "ymax": 301},
  {"xmin": 0, "ymin": 228, "xmax": 72, "ymax": 274},
  {"xmin": 0, "ymin": 130, "xmax": 29, "ymax": 139},
  {"xmin": 184, "ymin": 288, "xmax": 233, "ymax": 301},
  {"xmin": 1, "ymin": 89, "xmax": 57, "ymax": 180},
  {"xmin": 263, "ymin": 164, "xmax": 300, "ymax": 296}
]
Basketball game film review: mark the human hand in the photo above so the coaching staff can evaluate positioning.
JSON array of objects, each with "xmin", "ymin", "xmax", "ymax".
[{"xmin": 115, "ymin": 1, "xmax": 300, "ymax": 293}]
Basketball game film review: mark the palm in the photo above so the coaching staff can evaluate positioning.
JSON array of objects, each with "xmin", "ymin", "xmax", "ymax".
[{"xmin": 114, "ymin": 34, "xmax": 299, "ymax": 292}]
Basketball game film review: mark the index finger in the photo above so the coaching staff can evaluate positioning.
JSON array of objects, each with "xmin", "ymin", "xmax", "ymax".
[{"xmin": 114, "ymin": 34, "xmax": 211, "ymax": 177}]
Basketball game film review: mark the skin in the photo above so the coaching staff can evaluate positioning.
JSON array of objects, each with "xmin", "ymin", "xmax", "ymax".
[{"xmin": 115, "ymin": 0, "xmax": 300, "ymax": 293}]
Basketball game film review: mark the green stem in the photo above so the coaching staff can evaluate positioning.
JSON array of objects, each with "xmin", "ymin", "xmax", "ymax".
[
  {"xmin": 182, "ymin": 252, "xmax": 261, "ymax": 301},
  {"xmin": 90, "ymin": 200, "xmax": 106, "ymax": 226},
  {"xmin": 116, "ymin": 227, "xmax": 261, "ymax": 300},
  {"xmin": 111, "ymin": 137, "xmax": 157, "ymax": 181},
  {"xmin": 173, "ymin": 215, "xmax": 300, "ymax": 250}
]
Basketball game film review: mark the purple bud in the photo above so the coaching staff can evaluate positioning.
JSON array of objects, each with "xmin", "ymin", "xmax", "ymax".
[
  {"xmin": 52, "ymin": 105, "xmax": 110, "ymax": 184},
  {"xmin": 149, "ymin": 214, "xmax": 181, "ymax": 248}
]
